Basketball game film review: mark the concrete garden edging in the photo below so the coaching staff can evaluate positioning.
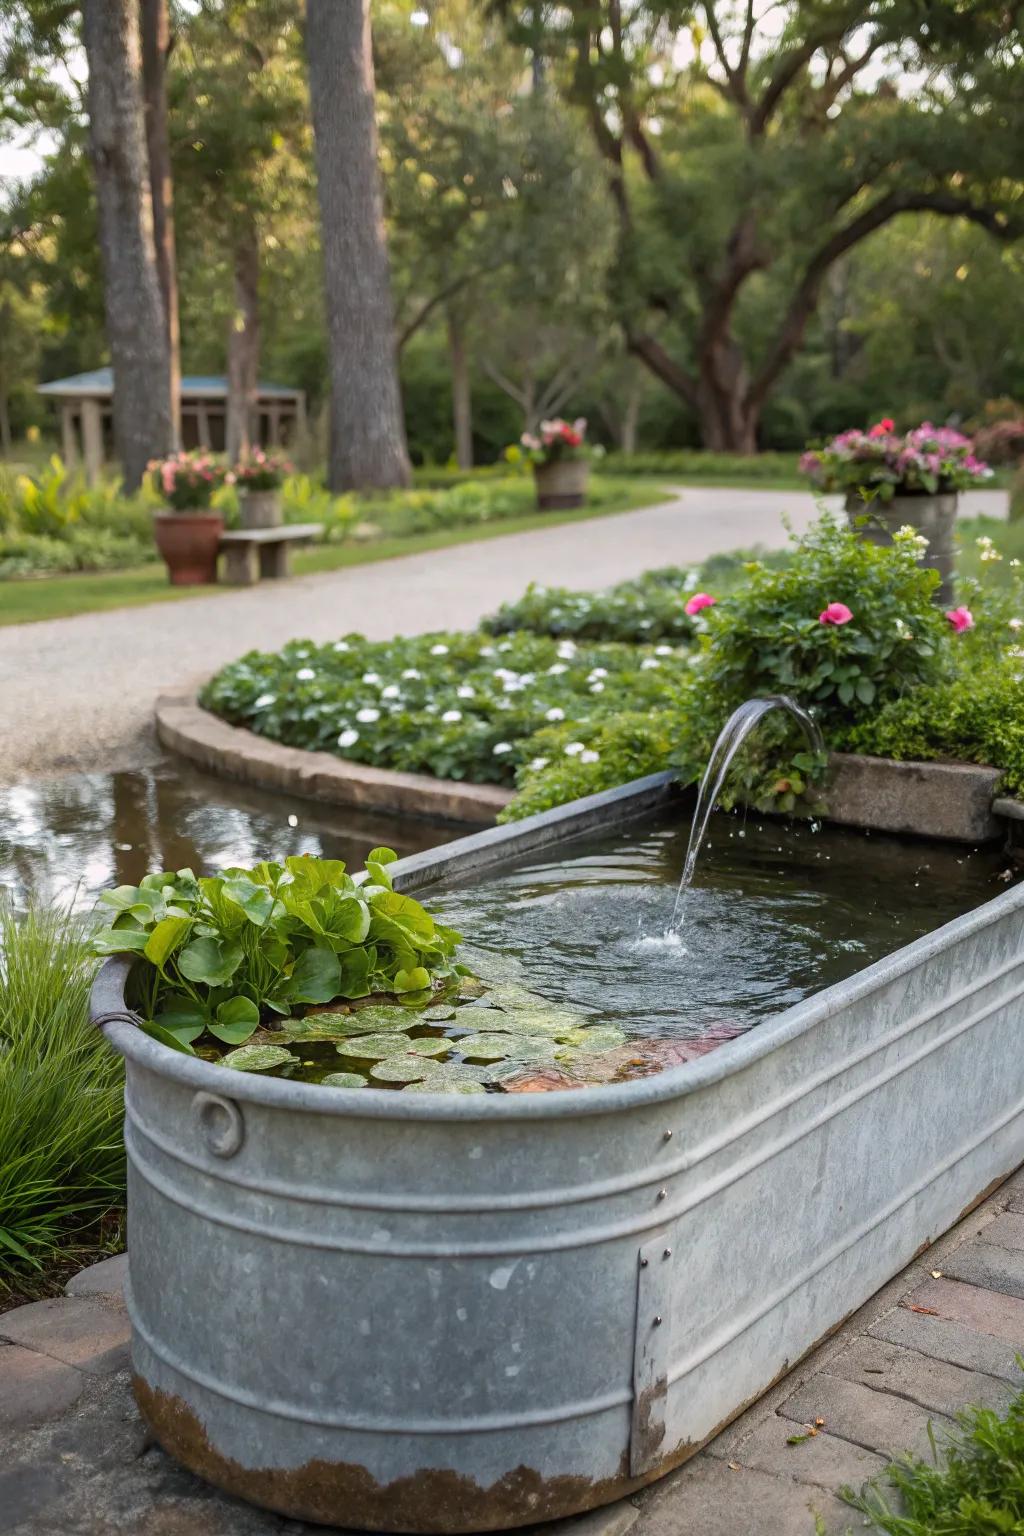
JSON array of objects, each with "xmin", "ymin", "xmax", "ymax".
[
  {"xmin": 158, "ymin": 693, "xmax": 1013, "ymax": 843},
  {"xmin": 155, "ymin": 695, "xmax": 513, "ymax": 825}
]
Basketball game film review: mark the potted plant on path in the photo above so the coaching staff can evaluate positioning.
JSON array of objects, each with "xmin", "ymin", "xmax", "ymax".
[
  {"xmin": 520, "ymin": 417, "xmax": 594, "ymax": 510},
  {"xmin": 232, "ymin": 448, "xmax": 292, "ymax": 529},
  {"xmin": 800, "ymin": 420, "xmax": 992, "ymax": 604},
  {"xmin": 149, "ymin": 451, "xmax": 226, "ymax": 586}
]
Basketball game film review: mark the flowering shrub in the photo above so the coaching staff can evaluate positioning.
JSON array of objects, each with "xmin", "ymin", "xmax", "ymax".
[
  {"xmin": 200, "ymin": 629, "xmax": 692, "ymax": 785},
  {"xmin": 232, "ymin": 448, "xmax": 293, "ymax": 492},
  {"xmin": 148, "ymin": 450, "xmax": 225, "ymax": 511},
  {"xmin": 484, "ymin": 567, "xmax": 700, "ymax": 643},
  {"xmin": 519, "ymin": 417, "xmax": 592, "ymax": 465},
  {"xmin": 801, "ymin": 420, "xmax": 992, "ymax": 499},
  {"xmin": 694, "ymin": 515, "xmax": 950, "ymax": 725}
]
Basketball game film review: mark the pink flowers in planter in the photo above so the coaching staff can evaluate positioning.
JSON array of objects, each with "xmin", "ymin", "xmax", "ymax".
[
  {"xmin": 945, "ymin": 605, "xmax": 975, "ymax": 633},
  {"xmin": 819, "ymin": 602, "xmax": 853, "ymax": 625},
  {"xmin": 800, "ymin": 419, "xmax": 992, "ymax": 497},
  {"xmin": 684, "ymin": 592, "xmax": 716, "ymax": 616}
]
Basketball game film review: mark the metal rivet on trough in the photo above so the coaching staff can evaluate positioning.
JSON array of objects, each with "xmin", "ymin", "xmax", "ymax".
[
  {"xmin": 657, "ymin": 1188, "xmax": 667, "ymax": 1200},
  {"xmin": 663, "ymin": 1247, "xmax": 672, "ymax": 1258},
  {"xmin": 640, "ymin": 1257, "xmax": 649, "ymax": 1268},
  {"xmin": 663, "ymin": 1130, "xmax": 673, "ymax": 1140},
  {"xmin": 653, "ymin": 1315, "xmax": 663, "ymax": 1326}
]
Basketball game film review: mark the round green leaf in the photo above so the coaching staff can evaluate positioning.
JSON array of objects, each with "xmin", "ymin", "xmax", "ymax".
[
  {"xmin": 335, "ymin": 1033, "xmax": 414, "ymax": 1061},
  {"xmin": 401, "ymin": 1078, "xmax": 486, "ymax": 1095},
  {"xmin": 404, "ymin": 1037, "xmax": 451, "ymax": 1058},
  {"xmin": 344, "ymin": 1006, "xmax": 417, "ymax": 1032},
  {"xmin": 421, "ymin": 1004, "xmax": 457, "ymax": 1022},
  {"xmin": 320, "ymin": 1072, "xmax": 368, "ymax": 1089},
  {"xmin": 555, "ymin": 1025, "xmax": 627, "ymax": 1051},
  {"xmin": 222, "ymin": 1044, "xmax": 294, "ymax": 1073},
  {"xmin": 368, "ymin": 1057, "xmax": 433, "ymax": 1084}
]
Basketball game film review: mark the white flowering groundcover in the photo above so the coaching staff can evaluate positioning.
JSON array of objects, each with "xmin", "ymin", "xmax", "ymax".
[{"xmin": 200, "ymin": 628, "xmax": 693, "ymax": 788}]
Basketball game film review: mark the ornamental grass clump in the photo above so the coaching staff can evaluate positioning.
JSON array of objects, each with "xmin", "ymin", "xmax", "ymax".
[
  {"xmin": 801, "ymin": 419, "xmax": 992, "ymax": 499},
  {"xmin": 0, "ymin": 900, "xmax": 125, "ymax": 1270}
]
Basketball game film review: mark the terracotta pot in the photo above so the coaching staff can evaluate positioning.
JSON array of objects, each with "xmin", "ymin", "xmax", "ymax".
[
  {"xmin": 846, "ymin": 489, "xmax": 957, "ymax": 605},
  {"xmin": 533, "ymin": 458, "xmax": 589, "ymax": 510},
  {"xmin": 153, "ymin": 511, "xmax": 224, "ymax": 586},
  {"xmin": 240, "ymin": 489, "xmax": 282, "ymax": 529}
]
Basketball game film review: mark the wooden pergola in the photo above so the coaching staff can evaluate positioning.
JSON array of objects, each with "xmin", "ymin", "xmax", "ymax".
[{"xmin": 37, "ymin": 369, "xmax": 307, "ymax": 483}]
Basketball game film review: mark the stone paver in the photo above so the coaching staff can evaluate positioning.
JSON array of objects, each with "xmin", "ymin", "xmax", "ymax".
[
  {"xmin": 0, "ymin": 1295, "xmax": 130, "ymax": 1375},
  {"xmin": 3, "ymin": 1168, "xmax": 1024, "ymax": 1534},
  {"xmin": 0, "ymin": 485, "xmax": 1005, "ymax": 783},
  {"xmin": 0, "ymin": 1344, "xmax": 83, "ymax": 1430},
  {"xmin": 938, "ymin": 1241, "xmax": 1024, "ymax": 1300},
  {"xmin": 869, "ymin": 1304, "xmax": 1024, "ymax": 1385},
  {"xmin": 64, "ymin": 1254, "xmax": 130, "ymax": 1299}
]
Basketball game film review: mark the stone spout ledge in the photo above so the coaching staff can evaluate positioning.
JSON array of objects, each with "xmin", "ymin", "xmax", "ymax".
[{"xmin": 155, "ymin": 695, "xmax": 513, "ymax": 826}]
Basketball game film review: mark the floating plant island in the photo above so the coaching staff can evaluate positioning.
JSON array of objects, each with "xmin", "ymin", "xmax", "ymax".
[{"xmin": 93, "ymin": 765, "xmax": 1024, "ymax": 1532}]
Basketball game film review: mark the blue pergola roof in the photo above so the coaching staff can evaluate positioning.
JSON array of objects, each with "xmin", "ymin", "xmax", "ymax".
[{"xmin": 38, "ymin": 368, "xmax": 301, "ymax": 400}]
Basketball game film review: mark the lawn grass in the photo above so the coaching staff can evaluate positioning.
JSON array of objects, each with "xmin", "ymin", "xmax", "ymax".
[{"xmin": 0, "ymin": 477, "xmax": 674, "ymax": 627}]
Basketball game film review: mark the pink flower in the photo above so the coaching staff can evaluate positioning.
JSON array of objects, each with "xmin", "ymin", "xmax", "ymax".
[
  {"xmin": 819, "ymin": 602, "xmax": 853, "ymax": 625},
  {"xmin": 685, "ymin": 592, "xmax": 716, "ymax": 616},
  {"xmin": 946, "ymin": 606, "xmax": 974, "ymax": 633}
]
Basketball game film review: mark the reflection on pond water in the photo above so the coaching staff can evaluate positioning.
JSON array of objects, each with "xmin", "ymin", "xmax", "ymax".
[{"xmin": 0, "ymin": 757, "xmax": 463, "ymax": 911}]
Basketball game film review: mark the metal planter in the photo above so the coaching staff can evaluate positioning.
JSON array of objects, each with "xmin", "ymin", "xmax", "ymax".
[{"xmin": 93, "ymin": 773, "xmax": 1024, "ymax": 1531}]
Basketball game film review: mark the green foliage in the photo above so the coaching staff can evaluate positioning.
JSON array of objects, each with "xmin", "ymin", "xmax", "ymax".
[
  {"xmin": 484, "ymin": 568, "xmax": 698, "ymax": 643},
  {"xmin": 698, "ymin": 515, "xmax": 948, "ymax": 725},
  {"xmin": 0, "ymin": 458, "xmax": 154, "ymax": 575},
  {"xmin": 601, "ymin": 451, "xmax": 804, "ymax": 483},
  {"xmin": 498, "ymin": 711, "xmax": 679, "ymax": 822},
  {"xmin": 844, "ymin": 1386, "xmax": 1024, "ymax": 1534},
  {"xmin": 91, "ymin": 852, "xmax": 462, "ymax": 1046},
  {"xmin": 0, "ymin": 901, "xmax": 124, "ymax": 1271},
  {"xmin": 200, "ymin": 628, "xmax": 691, "ymax": 785}
]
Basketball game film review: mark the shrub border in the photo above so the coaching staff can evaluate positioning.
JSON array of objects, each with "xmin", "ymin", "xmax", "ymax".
[{"xmin": 159, "ymin": 694, "xmax": 1010, "ymax": 842}]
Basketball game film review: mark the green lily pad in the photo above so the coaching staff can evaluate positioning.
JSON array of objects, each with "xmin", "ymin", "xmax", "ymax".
[
  {"xmin": 320, "ymin": 1072, "xmax": 368, "ymax": 1088},
  {"xmin": 456, "ymin": 976, "xmax": 488, "ymax": 1001},
  {"xmin": 468, "ymin": 1009, "xmax": 583, "ymax": 1039},
  {"xmin": 344, "ymin": 1006, "xmax": 419, "ymax": 1032},
  {"xmin": 221, "ymin": 1044, "xmax": 294, "ymax": 1073},
  {"xmin": 279, "ymin": 1015, "xmax": 375, "ymax": 1041},
  {"xmin": 421, "ymin": 1004, "xmax": 457, "ymax": 1022},
  {"xmin": 404, "ymin": 1037, "xmax": 451, "ymax": 1057},
  {"xmin": 334, "ymin": 1033, "xmax": 415, "ymax": 1060},
  {"xmin": 458, "ymin": 1032, "xmax": 559, "ymax": 1064},
  {"xmin": 556, "ymin": 1025, "xmax": 628, "ymax": 1051},
  {"xmin": 368, "ymin": 1056, "xmax": 434, "ymax": 1084},
  {"xmin": 401, "ymin": 1078, "xmax": 486, "ymax": 1095},
  {"xmin": 416, "ymin": 1062, "xmax": 496, "ymax": 1086}
]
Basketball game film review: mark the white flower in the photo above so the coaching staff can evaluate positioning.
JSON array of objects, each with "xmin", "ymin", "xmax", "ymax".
[
  {"xmin": 362, "ymin": 671, "xmax": 381, "ymax": 685},
  {"xmin": 492, "ymin": 741, "xmax": 512, "ymax": 755},
  {"xmin": 655, "ymin": 645, "xmax": 673, "ymax": 656},
  {"xmin": 381, "ymin": 684, "xmax": 401, "ymax": 699},
  {"xmin": 356, "ymin": 707, "xmax": 380, "ymax": 724},
  {"xmin": 547, "ymin": 662, "xmax": 568, "ymax": 675},
  {"xmin": 493, "ymin": 667, "xmax": 516, "ymax": 680},
  {"xmin": 519, "ymin": 672, "xmax": 536, "ymax": 685},
  {"xmin": 401, "ymin": 668, "xmax": 422, "ymax": 680},
  {"xmin": 479, "ymin": 645, "xmax": 495, "ymax": 657},
  {"xmin": 442, "ymin": 710, "xmax": 462, "ymax": 723},
  {"xmin": 580, "ymin": 749, "xmax": 600, "ymax": 764},
  {"xmin": 457, "ymin": 684, "xmax": 475, "ymax": 698},
  {"xmin": 556, "ymin": 641, "xmax": 577, "ymax": 659},
  {"xmin": 1012, "ymin": 560, "xmax": 1022, "ymax": 569},
  {"xmin": 1010, "ymin": 646, "xmax": 1024, "ymax": 660},
  {"xmin": 430, "ymin": 643, "xmax": 449, "ymax": 656},
  {"xmin": 503, "ymin": 678, "xmax": 524, "ymax": 692},
  {"xmin": 296, "ymin": 668, "xmax": 316, "ymax": 682},
  {"xmin": 498, "ymin": 641, "xmax": 513, "ymax": 652},
  {"xmin": 641, "ymin": 658, "xmax": 660, "ymax": 670},
  {"xmin": 564, "ymin": 741, "xmax": 586, "ymax": 756},
  {"xmin": 545, "ymin": 707, "xmax": 565, "ymax": 722},
  {"xmin": 254, "ymin": 693, "xmax": 276, "ymax": 708},
  {"xmin": 1009, "ymin": 619, "xmax": 1023, "ymax": 632},
  {"xmin": 332, "ymin": 640, "xmax": 350, "ymax": 653},
  {"xmin": 528, "ymin": 757, "xmax": 549, "ymax": 772},
  {"xmin": 587, "ymin": 668, "xmax": 608, "ymax": 681},
  {"xmin": 683, "ymin": 570, "xmax": 700, "ymax": 592},
  {"xmin": 338, "ymin": 728, "xmax": 359, "ymax": 749},
  {"xmin": 590, "ymin": 682, "xmax": 605, "ymax": 694}
]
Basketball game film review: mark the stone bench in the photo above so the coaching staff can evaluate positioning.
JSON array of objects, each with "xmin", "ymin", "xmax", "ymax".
[{"xmin": 219, "ymin": 522, "xmax": 323, "ymax": 586}]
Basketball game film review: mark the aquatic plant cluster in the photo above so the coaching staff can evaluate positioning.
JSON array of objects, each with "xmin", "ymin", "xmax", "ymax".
[{"xmin": 200, "ymin": 629, "xmax": 692, "ymax": 785}]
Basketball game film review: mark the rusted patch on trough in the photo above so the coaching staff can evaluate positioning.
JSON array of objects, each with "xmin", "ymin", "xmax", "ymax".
[{"xmin": 134, "ymin": 1377, "xmax": 682, "ymax": 1533}]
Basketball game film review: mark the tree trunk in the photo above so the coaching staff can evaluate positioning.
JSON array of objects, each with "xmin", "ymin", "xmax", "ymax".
[
  {"xmin": 140, "ymin": 0, "xmax": 180, "ymax": 450},
  {"xmin": 82, "ymin": 0, "xmax": 172, "ymax": 490},
  {"xmin": 695, "ymin": 337, "xmax": 758, "ymax": 454},
  {"xmin": 306, "ymin": 0, "xmax": 411, "ymax": 491},
  {"xmin": 226, "ymin": 222, "xmax": 260, "ymax": 463},
  {"xmin": 0, "ymin": 389, "xmax": 11, "ymax": 454},
  {"xmin": 447, "ymin": 305, "xmax": 473, "ymax": 469}
]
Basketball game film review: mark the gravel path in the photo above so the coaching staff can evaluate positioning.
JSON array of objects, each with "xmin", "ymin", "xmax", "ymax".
[{"xmin": 0, "ymin": 485, "xmax": 1007, "ymax": 783}]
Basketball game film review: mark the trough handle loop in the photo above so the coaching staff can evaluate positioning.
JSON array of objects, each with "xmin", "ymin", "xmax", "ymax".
[{"xmin": 93, "ymin": 1007, "xmax": 144, "ymax": 1033}]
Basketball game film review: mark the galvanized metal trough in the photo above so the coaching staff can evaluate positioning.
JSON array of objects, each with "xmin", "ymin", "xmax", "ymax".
[{"xmin": 92, "ymin": 771, "xmax": 1024, "ymax": 1532}]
